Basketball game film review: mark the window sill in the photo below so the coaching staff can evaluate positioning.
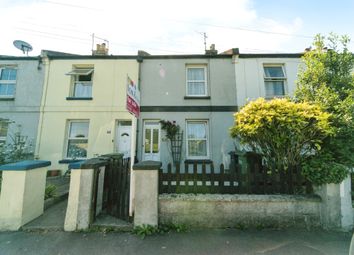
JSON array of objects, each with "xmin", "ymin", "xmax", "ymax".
[
  {"xmin": 0, "ymin": 97, "xmax": 15, "ymax": 101},
  {"xmin": 184, "ymin": 96, "xmax": 210, "ymax": 100},
  {"xmin": 265, "ymin": 95, "xmax": 286, "ymax": 100},
  {"xmin": 66, "ymin": 97, "xmax": 93, "ymax": 100},
  {"xmin": 185, "ymin": 159, "xmax": 213, "ymax": 164}
]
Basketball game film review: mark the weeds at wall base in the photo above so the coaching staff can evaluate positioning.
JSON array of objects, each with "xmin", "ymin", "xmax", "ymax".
[{"xmin": 132, "ymin": 223, "xmax": 189, "ymax": 239}]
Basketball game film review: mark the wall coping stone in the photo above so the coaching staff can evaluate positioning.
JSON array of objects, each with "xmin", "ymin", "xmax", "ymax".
[
  {"xmin": 81, "ymin": 158, "xmax": 109, "ymax": 169},
  {"xmin": 59, "ymin": 159, "xmax": 83, "ymax": 164},
  {"xmin": 0, "ymin": 160, "xmax": 51, "ymax": 171},
  {"xmin": 159, "ymin": 193, "xmax": 322, "ymax": 202},
  {"xmin": 133, "ymin": 161, "xmax": 162, "ymax": 170},
  {"xmin": 68, "ymin": 161, "xmax": 86, "ymax": 170},
  {"xmin": 100, "ymin": 153, "xmax": 124, "ymax": 160}
]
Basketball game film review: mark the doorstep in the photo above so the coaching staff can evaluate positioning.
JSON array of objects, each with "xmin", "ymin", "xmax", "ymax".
[{"xmin": 91, "ymin": 213, "xmax": 133, "ymax": 232}]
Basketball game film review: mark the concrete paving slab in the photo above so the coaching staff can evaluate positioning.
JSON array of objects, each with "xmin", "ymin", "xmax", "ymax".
[
  {"xmin": 22, "ymin": 199, "xmax": 67, "ymax": 231},
  {"xmin": 0, "ymin": 228, "xmax": 350, "ymax": 255},
  {"xmin": 92, "ymin": 213, "xmax": 132, "ymax": 232}
]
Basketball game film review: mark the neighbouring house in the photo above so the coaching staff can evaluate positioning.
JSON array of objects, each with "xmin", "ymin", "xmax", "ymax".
[
  {"xmin": 137, "ymin": 46, "xmax": 237, "ymax": 169},
  {"xmin": 136, "ymin": 49, "xmax": 304, "ymax": 169},
  {"xmin": 0, "ymin": 55, "xmax": 45, "ymax": 157},
  {"xmin": 232, "ymin": 51, "xmax": 303, "ymax": 107},
  {"xmin": 36, "ymin": 45, "xmax": 139, "ymax": 171}
]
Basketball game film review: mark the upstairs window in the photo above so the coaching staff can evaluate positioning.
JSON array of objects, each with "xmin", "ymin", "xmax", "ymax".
[
  {"xmin": 263, "ymin": 65, "xmax": 286, "ymax": 98},
  {"xmin": 66, "ymin": 120, "xmax": 89, "ymax": 158},
  {"xmin": 186, "ymin": 66, "xmax": 207, "ymax": 96},
  {"xmin": 0, "ymin": 67, "xmax": 17, "ymax": 98},
  {"xmin": 66, "ymin": 68, "xmax": 93, "ymax": 98}
]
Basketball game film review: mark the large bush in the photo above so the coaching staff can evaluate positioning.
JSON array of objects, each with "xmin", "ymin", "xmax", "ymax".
[
  {"xmin": 230, "ymin": 98, "xmax": 333, "ymax": 174},
  {"xmin": 296, "ymin": 33, "xmax": 354, "ymax": 183}
]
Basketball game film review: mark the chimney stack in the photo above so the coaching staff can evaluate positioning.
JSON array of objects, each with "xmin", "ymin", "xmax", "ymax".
[
  {"xmin": 205, "ymin": 44, "xmax": 218, "ymax": 55},
  {"xmin": 92, "ymin": 43, "xmax": 109, "ymax": 56}
]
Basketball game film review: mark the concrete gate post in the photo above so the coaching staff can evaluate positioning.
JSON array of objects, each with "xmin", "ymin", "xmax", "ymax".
[
  {"xmin": 64, "ymin": 159, "xmax": 107, "ymax": 232},
  {"xmin": 0, "ymin": 160, "xmax": 51, "ymax": 231},
  {"xmin": 133, "ymin": 161, "xmax": 161, "ymax": 227},
  {"xmin": 314, "ymin": 175, "xmax": 353, "ymax": 231}
]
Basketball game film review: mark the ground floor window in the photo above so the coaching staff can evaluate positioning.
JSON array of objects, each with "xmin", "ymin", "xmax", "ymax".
[
  {"xmin": 186, "ymin": 120, "xmax": 209, "ymax": 159},
  {"xmin": 66, "ymin": 120, "xmax": 89, "ymax": 158},
  {"xmin": 0, "ymin": 120, "xmax": 9, "ymax": 145}
]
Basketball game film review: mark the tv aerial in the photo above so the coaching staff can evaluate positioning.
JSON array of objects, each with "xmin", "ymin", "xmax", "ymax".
[
  {"xmin": 195, "ymin": 31, "xmax": 208, "ymax": 51},
  {"xmin": 13, "ymin": 40, "xmax": 33, "ymax": 55}
]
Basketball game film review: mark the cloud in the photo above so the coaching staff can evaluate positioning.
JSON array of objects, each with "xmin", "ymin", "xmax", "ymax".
[{"xmin": 0, "ymin": 0, "xmax": 306, "ymax": 56}]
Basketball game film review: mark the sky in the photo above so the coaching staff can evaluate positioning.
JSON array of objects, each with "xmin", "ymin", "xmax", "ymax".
[{"xmin": 1, "ymin": 0, "xmax": 353, "ymax": 56}]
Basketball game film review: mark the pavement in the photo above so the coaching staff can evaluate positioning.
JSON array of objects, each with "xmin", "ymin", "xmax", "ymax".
[
  {"xmin": 0, "ymin": 228, "xmax": 351, "ymax": 255},
  {"xmin": 23, "ymin": 198, "xmax": 133, "ymax": 232}
]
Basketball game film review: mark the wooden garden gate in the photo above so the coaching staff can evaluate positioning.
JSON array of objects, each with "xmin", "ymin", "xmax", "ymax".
[{"xmin": 102, "ymin": 155, "xmax": 131, "ymax": 221}]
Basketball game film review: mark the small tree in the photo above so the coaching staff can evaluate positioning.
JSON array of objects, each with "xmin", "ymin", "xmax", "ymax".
[
  {"xmin": 0, "ymin": 123, "xmax": 34, "ymax": 165},
  {"xmin": 230, "ymin": 98, "xmax": 333, "ymax": 173},
  {"xmin": 296, "ymin": 33, "xmax": 354, "ymax": 184},
  {"xmin": 7, "ymin": 127, "xmax": 34, "ymax": 163}
]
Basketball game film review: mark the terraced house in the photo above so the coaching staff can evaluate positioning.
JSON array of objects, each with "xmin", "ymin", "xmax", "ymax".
[
  {"xmin": 137, "ymin": 47, "xmax": 237, "ymax": 169},
  {"xmin": 1, "ymin": 47, "xmax": 305, "ymax": 172},
  {"xmin": 0, "ymin": 55, "xmax": 45, "ymax": 156},
  {"xmin": 1, "ymin": 47, "xmax": 352, "ymax": 233},
  {"xmin": 36, "ymin": 46, "xmax": 139, "ymax": 171}
]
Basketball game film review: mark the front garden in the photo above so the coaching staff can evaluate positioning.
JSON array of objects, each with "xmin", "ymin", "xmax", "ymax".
[{"xmin": 231, "ymin": 33, "xmax": 353, "ymax": 189}]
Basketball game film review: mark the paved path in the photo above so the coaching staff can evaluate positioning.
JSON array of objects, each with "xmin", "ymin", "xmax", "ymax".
[
  {"xmin": 23, "ymin": 200, "xmax": 68, "ymax": 231},
  {"xmin": 0, "ymin": 229, "xmax": 351, "ymax": 255}
]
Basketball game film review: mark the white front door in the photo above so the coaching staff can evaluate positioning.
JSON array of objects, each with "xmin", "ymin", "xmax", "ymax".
[
  {"xmin": 143, "ymin": 121, "xmax": 160, "ymax": 161},
  {"xmin": 115, "ymin": 121, "xmax": 132, "ymax": 158}
]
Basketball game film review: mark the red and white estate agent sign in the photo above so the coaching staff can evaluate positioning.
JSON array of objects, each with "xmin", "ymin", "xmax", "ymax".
[
  {"xmin": 126, "ymin": 76, "xmax": 140, "ymax": 117},
  {"xmin": 126, "ymin": 75, "xmax": 140, "ymax": 217}
]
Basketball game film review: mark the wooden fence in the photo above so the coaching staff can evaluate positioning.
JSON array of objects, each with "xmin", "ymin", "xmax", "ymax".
[{"xmin": 159, "ymin": 160, "xmax": 313, "ymax": 195}]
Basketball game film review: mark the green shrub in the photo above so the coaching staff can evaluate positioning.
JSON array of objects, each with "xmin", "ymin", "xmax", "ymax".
[
  {"xmin": 230, "ymin": 98, "xmax": 333, "ymax": 173},
  {"xmin": 45, "ymin": 184, "xmax": 57, "ymax": 200},
  {"xmin": 296, "ymin": 33, "xmax": 354, "ymax": 183},
  {"xmin": 302, "ymin": 155, "xmax": 349, "ymax": 185}
]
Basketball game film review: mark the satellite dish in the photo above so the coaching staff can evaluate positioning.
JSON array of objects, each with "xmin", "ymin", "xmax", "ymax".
[{"xmin": 13, "ymin": 40, "xmax": 33, "ymax": 55}]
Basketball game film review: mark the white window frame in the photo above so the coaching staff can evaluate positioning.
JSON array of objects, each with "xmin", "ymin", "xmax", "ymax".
[
  {"xmin": 263, "ymin": 65, "xmax": 287, "ymax": 98},
  {"xmin": 66, "ymin": 68, "xmax": 94, "ymax": 98},
  {"xmin": 186, "ymin": 65, "xmax": 208, "ymax": 96},
  {"xmin": 65, "ymin": 120, "xmax": 89, "ymax": 159},
  {"xmin": 186, "ymin": 120, "xmax": 210, "ymax": 159},
  {"xmin": 0, "ymin": 67, "xmax": 17, "ymax": 98}
]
